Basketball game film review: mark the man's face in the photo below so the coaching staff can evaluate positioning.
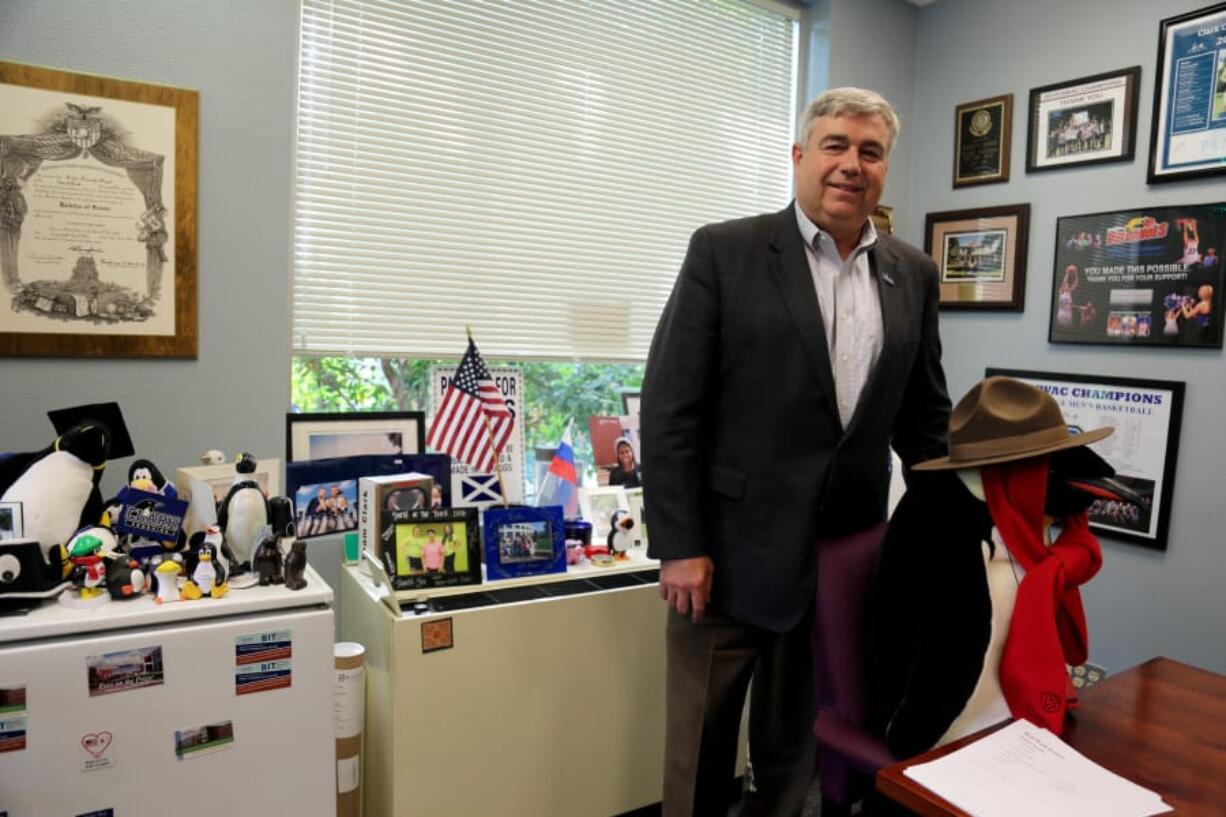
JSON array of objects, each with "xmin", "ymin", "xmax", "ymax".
[{"xmin": 792, "ymin": 113, "xmax": 890, "ymax": 242}]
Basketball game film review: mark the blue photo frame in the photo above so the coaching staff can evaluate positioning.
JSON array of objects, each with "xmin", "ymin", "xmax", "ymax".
[{"xmin": 482, "ymin": 505, "xmax": 566, "ymax": 580}]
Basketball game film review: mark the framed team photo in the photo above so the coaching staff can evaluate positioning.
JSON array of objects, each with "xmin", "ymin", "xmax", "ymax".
[
  {"xmin": 384, "ymin": 507, "xmax": 481, "ymax": 590},
  {"xmin": 1027, "ymin": 66, "xmax": 1141, "ymax": 173},
  {"xmin": 483, "ymin": 505, "xmax": 566, "ymax": 580}
]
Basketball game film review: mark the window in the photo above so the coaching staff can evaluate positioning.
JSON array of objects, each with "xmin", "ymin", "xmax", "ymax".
[{"xmin": 292, "ymin": 0, "xmax": 799, "ymax": 479}]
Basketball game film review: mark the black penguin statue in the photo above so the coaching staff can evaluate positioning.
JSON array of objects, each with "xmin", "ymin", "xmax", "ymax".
[
  {"xmin": 252, "ymin": 535, "xmax": 283, "ymax": 586},
  {"xmin": 217, "ymin": 452, "xmax": 269, "ymax": 575},
  {"xmin": 283, "ymin": 539, "xmax": 308, "ymax": 591}
]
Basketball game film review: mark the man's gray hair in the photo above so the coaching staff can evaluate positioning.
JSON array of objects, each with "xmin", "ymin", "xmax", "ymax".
[{"xmin": 797, "ymin": 87, "xmax": 900, "ymax": 151}]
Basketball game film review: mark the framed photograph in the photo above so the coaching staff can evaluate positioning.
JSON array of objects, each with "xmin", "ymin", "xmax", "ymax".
[
  {"xmin": 621, "ymin": 391, "xmax": 640, "ymax": 420},
  {"xmin": 1048, "ymin": 202, "xmax": 1224, "ymax": 348},
  {"xmin": 0, "ymin": 61, "xmax": 198, "ymax": 358},
  {"xmin": 1149, "ymin": 4, "xmax": 1226, "ymax": 183},
  {"xmin": 925, "ymin": 204, "xmax": 1030, "ymax": 310},
  {"xmin": 954, "ymin": 94, "xmax": 1012, "ymax": 187},
  {"xmin": 986, "ymin": 368, "xmax": 1184, "ymax": 551},
  {"xmin": 483, "ymin": 505, "xmax": 566, "ymax": 580},
  {"xmin": 286, "ymin": 411, "xmax": 425, "ymax": 462},
  {"xmin": 1027, "ymin": 67, "xmax": 1141, "ymax": 173},
  {"xmin": 383, "ymin": 507, "xmax": 481, "ymax": 590},
  {"xmin": 579, "ymin": 485, "xmax": 630, "ymax": 543},
  {"xmin": 0, "ymin": 501, "xmax": 23, "ymax": 541},
  {"xmin": 176, "ymin": 457, "xmax": 281, "ymax": 507},
  {"xmin": 623, "ymin": 487, "xmax": 647, "ymax": 549}
]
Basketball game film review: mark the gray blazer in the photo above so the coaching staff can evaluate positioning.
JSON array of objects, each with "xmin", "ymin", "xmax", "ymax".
[{"xmin": 641, "ymin": 204, "xmax": 951, "ymax": 632}]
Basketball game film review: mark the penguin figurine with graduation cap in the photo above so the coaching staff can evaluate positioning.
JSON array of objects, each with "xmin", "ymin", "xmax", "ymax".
[
  {"xmin": 869, "ymin": 377, "xmax": 1140, "ymax": 758},
  {"xmin": 0, "ymin": 402, "xmax": 133, "ymax": 564},
  {"xmin": 217, "ymin": 452, "xmax": 269, "ymax": 575}
]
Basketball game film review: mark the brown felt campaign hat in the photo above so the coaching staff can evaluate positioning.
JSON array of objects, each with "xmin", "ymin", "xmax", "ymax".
[{"xmin": 914, "ymin": 376, "xmax": 1113, "ymax": 471}]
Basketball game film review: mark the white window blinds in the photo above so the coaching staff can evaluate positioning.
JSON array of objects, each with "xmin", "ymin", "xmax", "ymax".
[{"xmin": 293, "ymin": 0, "xmax": 799, "ymax": 361}]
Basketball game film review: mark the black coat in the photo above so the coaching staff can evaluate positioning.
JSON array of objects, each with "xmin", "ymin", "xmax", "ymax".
[{"xmin": 641, "ymin": 204, "xmax": 950, "ymax": 632}]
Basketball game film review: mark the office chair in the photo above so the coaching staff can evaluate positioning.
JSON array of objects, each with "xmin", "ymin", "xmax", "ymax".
[{"xmin": 810, "ymin": 521, "xmax": 897, "ymax": 816}]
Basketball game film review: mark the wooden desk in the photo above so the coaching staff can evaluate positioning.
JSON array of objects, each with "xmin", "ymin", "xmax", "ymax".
[{"xmin": 877, "ymin": 657, "xmax": 1226, "ymax": 817}]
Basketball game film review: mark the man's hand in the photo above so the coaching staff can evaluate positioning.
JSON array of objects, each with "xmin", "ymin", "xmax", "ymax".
[{"xmin": 659, "ymin": 556, "xmax": 714, "ymax": 622}]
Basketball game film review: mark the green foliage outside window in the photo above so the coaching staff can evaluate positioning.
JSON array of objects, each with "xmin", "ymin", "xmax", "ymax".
[{"xmin": 292, "ymin": 356, "xmax": 644, "ymax": 487}]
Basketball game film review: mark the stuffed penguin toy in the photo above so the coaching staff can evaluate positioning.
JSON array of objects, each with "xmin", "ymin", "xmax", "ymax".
[
  {"xmin": 127, "ymin": 458, "xmax": 177, "ymax": 498},
  {"xmin": 217, "ymin": 452, "xmax": 268, "ymax": 574},
  {"xmin": 1, "ymin": 421, "xmax": 111, "ymax": 561},
  {"xmin": 869, "ymin": 377, "xmax": 1131, "ymax": 758}
]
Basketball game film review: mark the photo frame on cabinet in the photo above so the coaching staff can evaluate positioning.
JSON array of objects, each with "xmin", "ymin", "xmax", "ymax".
[
  {"xmin": 953, "ymin": 94, "xmax": 1012, "ymax": 187},
  {"xmin": 0, "ymin": 61, "xmax": 198, "ymax": 358},
  {"xmin": 623, "ymin": 487, "xmax": 647, "ymax": 549},
  {"xmin": 1148, "ymin": 3, "xmax": 1226, "ymax": 183},
  {"xmin": 482, "ymin": 505, "xmax": 566, "ymax": 581},
  {"xmin": 925, "ymin": 204, "xmax": 1030, "ymax": 310},
  {"xmin": 986, "ymin": 368, "xmax": 1184, "ymax": 551},
  {"xmin": 1026, "ymin": 66, "xmax": 1141, "ymax": 173},
  {"xmin": 578, "ymin": 485, "xmax": 630, "ymax": 543},
  {"xmin": 286, "ymin": 411, "xmax": 426, "ymax": 462},
  {"xmin": 1048, "ymin": 202, "xmax": 1224, "ymax": 348},
  {"xmin": 176, "ymin": 457, "xmax": 281, "ymax": 507},
  {"xmin": 0, "ymin": 501, "xmax": 24, "ymax": 541},
  {"xmin": 383, "ymin": 506, "xmax": 481, "ymax": 590}
]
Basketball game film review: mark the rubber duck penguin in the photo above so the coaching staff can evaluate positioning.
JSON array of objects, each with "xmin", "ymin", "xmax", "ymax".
[
  {"xmin": 870, "ymin": 377, "xmax": 1133, "ymax": 758},
  {"xmin": 1, "ymin": 421, "xmax": 111, "ymax": 562},
  {"xmin": 150, "ymin": 553, "xmax": 184, "ymax": 604},
  {"xmin": 181, "ymin": 542, "xmax": 229, "ymax": 600},
  {"xmin": 217, "ymin": 453, "xmax": 268, "ymax": 574}
]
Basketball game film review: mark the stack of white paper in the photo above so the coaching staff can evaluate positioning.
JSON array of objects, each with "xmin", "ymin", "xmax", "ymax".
[{"xmin": 903, "ymin": 719, "xmax": 1172, "ymax": 817}]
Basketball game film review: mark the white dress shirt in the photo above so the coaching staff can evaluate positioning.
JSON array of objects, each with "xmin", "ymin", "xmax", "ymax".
[{"xmin": 794, "ymin": 202, "xmax": 884, "ymax": 429}]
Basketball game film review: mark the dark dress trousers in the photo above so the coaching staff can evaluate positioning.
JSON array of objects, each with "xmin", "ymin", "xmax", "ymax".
[{"xmin": 642, "ymin": 203, "xmax": 951, "ymax": 632}]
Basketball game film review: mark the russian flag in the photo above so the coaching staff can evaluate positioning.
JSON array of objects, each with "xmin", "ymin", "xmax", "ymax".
[{"xmin": 537, "ymin": 420, "xmax": 579, "ymax": 518}]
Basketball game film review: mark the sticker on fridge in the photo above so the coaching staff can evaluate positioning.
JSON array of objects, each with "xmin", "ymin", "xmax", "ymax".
[
  {"xmin": 174, "ymin": 720, "xmax": 235, "ymax": 760},
  {"xmin": 86, "ymin": 645, "xmax": 165, "ymax": 697},
  {"xmin": 235, "ymin": 630, "xmax": 292, "ymax": 694}
]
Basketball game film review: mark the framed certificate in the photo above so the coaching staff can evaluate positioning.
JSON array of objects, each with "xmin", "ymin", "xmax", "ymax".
[
  {"xmin": 1026, "ymin": 67, "xmax": 1141, "ymax": 173},
  {"xmin": 1149, "ymin": 3, "xmax": 1226, "ymax": 183},
  {"xmin": 986, "ymin": 368, "xmax": 1184, "ymax": 551},
  {"xmin": 953, "ymin": 94, "xmax": 1012, "ymax": 188}
]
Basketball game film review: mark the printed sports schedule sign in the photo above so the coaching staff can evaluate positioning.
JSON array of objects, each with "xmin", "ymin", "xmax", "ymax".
[
  {"xmin": 1050, "ymin": 203, "xmax": 1224, "ymax": 348},
  {"xmin": 1152, "ymin": 5, "xmax": 1226, "ymax": 180}
]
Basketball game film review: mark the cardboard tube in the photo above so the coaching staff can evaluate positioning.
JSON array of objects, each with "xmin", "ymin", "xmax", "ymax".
[{"xmin": 335, "ymin": 642, "xmax": 366, "ymax": 817}]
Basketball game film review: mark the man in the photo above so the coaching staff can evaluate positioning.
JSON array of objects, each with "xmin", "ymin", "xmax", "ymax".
[{"xmin": 641, "ymin": 87, "xmax": 951, "ymax": 817}]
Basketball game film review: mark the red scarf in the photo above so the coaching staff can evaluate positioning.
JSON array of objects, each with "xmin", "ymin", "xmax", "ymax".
[{"xmin": 982, "ymin": 457, "xmax": 1103, "ymax": 733}]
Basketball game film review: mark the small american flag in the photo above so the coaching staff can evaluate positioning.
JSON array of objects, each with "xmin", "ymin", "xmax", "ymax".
[{"xmin": 427, "ymin": 338, "xmax": 513, "ymax": 473}]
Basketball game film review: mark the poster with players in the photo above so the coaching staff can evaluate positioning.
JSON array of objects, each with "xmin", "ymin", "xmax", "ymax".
[
  {"xmin": 987, "ymin": 368, "xmax": 1184, "ymax": 551},
  {"xmin": 1149, "ymin": 4, "xmax": 1226, "ymax": 183},
  {"xmin": 1049, "ymin": 203, "xmax": 1224, "ymax": 348},
  {"xmin": 429, "ymin": 364, "xmax": 526, "ymax": 508}
]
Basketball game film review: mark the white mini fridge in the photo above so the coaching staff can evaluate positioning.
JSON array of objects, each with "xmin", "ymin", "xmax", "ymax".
[{"xmin": 0, "ymin": 567, "xmax": 336, "ymax": 817}]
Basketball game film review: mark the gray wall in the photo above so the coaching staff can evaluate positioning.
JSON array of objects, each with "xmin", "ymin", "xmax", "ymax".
[
  {"xmin": 906, "ymin": 0, "xmax": 1226, "ymax": 674},
  {"xmin": 0, "ymin": 0, "xmax": 310, "ymax": 573}
]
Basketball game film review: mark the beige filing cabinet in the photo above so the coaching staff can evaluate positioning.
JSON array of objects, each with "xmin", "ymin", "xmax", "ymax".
[{"xmin": 340, "ymin": 556, "xmax": 672, "ymax": 817}]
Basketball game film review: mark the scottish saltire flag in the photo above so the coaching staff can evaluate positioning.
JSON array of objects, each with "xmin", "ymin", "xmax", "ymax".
[
  {"xmin": 426, "ymin": 336, "xmax": 514, "ymax": 473},
  {"xmin": 536, "ymin": 420, "xmax": 578, "ymax": 518},
  {"xmin": 461, "ymin": 474, "xmax": 502, "ymax": 503}
]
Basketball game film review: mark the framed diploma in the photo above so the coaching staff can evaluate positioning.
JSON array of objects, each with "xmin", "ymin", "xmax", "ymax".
[
  {"xmin": 925, "ymin": 204, "xmax": 1030, "ymax": 310},
  {"xmin": 1048, "ymin": 202, "xmax": 1224, "ymax": 348},
  {"xmin": 0, "ymin": 61, "xmax": 198, "ymax": 357},
  {"xmin": 953, "ymin": 94, "xmax": 1012, "ymax": 188},
  {"xmin": 1026, "ymin": 67, "xmax": 1141, "ymax": 173},
  {"xmin": 986, "ymin": 368, "xmax": 1184, "ymax": 551},
  {"xmin": 1149, "ymin": 3, "xmax": 1226, "ymax": 184}
]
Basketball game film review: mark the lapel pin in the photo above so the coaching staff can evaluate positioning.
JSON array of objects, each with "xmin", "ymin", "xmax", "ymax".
[{"xmin": 882, "ymin": 272, "xmax": 896, "ymax": 287}]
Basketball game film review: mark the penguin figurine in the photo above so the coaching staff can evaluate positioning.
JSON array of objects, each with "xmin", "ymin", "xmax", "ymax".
[
  {"xmin": 150, "ymin": 552, "xmax": 184, "ymax": 605},
  {"xmin": 181, "ymin": 541, "xmax": 228, "ymax": 600},
  {"xmin": 283, "ymin": 539, "xmax": 308, "ymax": 591},
  {"xmin": 217, "ymin": 453, "xmax": 268, "ymax": 575},
  {"xmin": 104, "ymin": 553, "xmax": 147, "ymax": 600},
  {"xmin": 252, "ymin": 535, "xmax": 283, "ymax": 586},
  {"xmin": 61, "ymin": 524, "xmax": 119, "ymax": 607},
  {"xmin": 187, "ymin": 526, "xmax": 234, "ymax": 584},
  {"xmin": 870, "ymin": 378, "xmax": 1136, "ymax": 758},
  {"xmin": 1, "ymin": 421, "xmax": 112, "ymax": 561},
  {"xmin": 607, "ymin": 509, "xmax": 635, "ymax": 560}
]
